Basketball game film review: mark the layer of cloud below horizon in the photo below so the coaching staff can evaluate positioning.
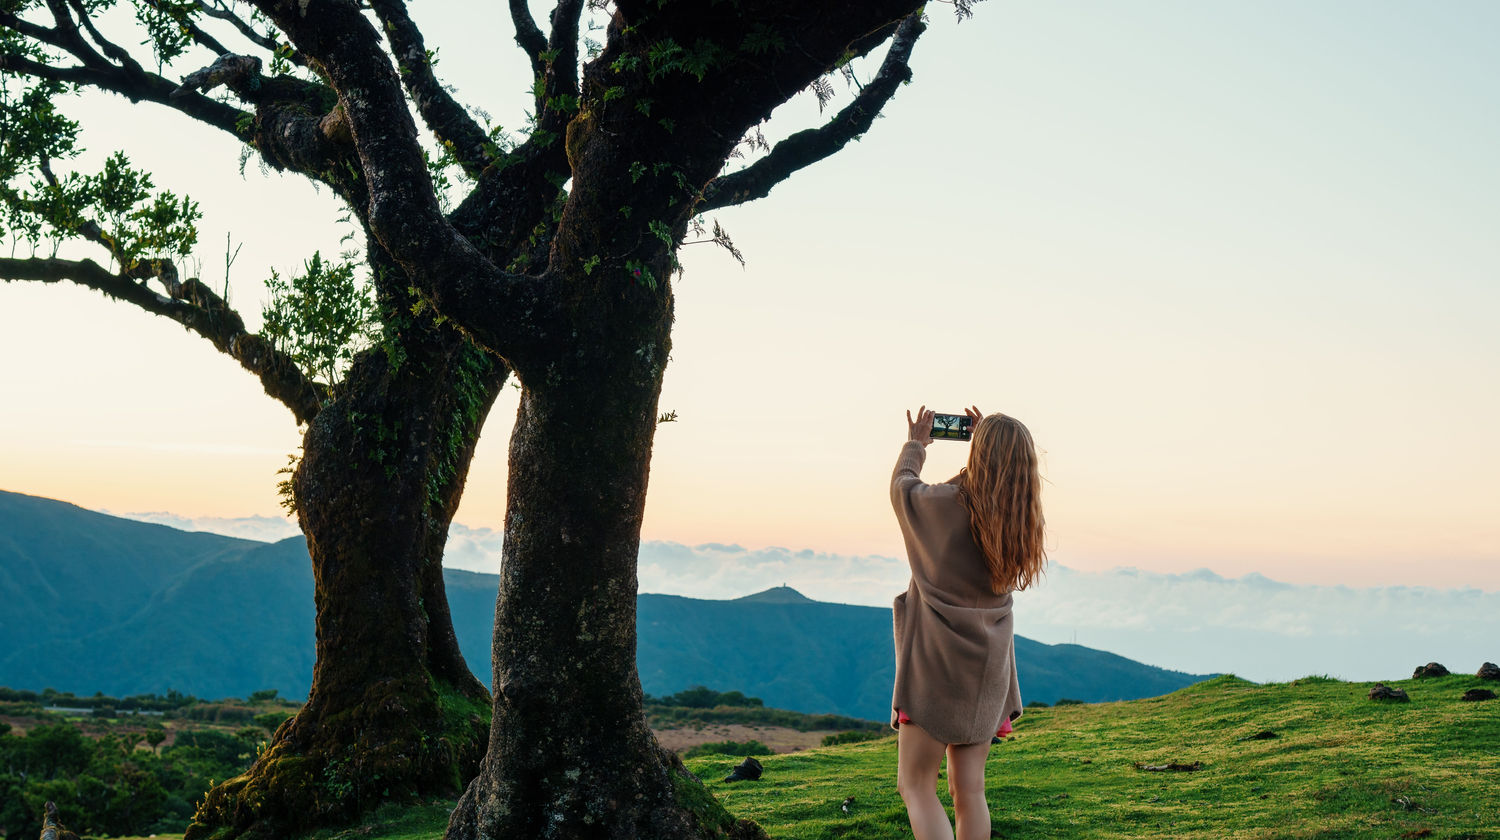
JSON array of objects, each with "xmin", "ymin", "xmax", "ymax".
[{"xmin": 117, "ymin": 511, "xmax": 1498, "ymax": 685}]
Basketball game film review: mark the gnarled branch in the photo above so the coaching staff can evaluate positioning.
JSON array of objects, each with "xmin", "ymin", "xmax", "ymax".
[
  {"xmin": 39, "ymin": 0, "xmax": 112, "ymax": 70},
  {"xmin": 0, "ymin": 254, "xmax": 327, "ymax": 424},
  {"xmin": 196, "ymin": 0, "xmax": 310, "ymax": 67},
  {"xmin": 508, "ymin": 0, "xmax": 547, "ymax": 80},
  {"xmin": 368, "ymin": 0, "xmax": 492, "ymax": 179},
  {"xmin": 248, "ymin": 0, "xmax": 561, "ymax": 376},
  {"xmin": 544, "ymin": 0, "xmax": 584, "ymax": 108},
  {"xmin": 0, "ymin": 50, "xmax": 249, "ymax": 138},
  {"xmin": 699, "ymin": 13, "xmax": 926, "ymax": 212},
  {"xmin": 0, "ymin": 8, "xmax": 372, "ymax": 206},
  {"xmin": 65, "ymin": 0, "xmax": 153, "ymax": 71}
]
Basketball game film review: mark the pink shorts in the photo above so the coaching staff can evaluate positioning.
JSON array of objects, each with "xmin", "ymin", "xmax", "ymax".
[{"xmin": 896, "ymin": 708, "xmax": 1013, "ymax": 738}]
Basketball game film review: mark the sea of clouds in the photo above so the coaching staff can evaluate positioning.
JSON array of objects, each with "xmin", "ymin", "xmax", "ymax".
[{"xmin": 118, "ymin": 511, "xmax": 1498, "ymax": 685}]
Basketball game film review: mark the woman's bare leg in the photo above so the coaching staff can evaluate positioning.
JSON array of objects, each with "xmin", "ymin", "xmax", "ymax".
[
  {"xmin": 897, "ymin": 721, "xmax": 954, "ymax": 840},
  {"xmin": 946, "ymin": 740, "xmax": 993, "ymax": 840}
]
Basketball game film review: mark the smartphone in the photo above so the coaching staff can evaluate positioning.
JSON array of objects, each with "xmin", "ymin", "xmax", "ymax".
[{"xmin": 931, "ymin": 413, "xmax": 973, "ymax": 441}]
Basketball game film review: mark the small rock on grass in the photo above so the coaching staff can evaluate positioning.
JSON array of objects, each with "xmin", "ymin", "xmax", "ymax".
[
  {"xmin": 1412, "ymin": 662, "xmax": 1450, "ymax": 678},
  {"xmin": 1238, "ymin": 730, "xmax": 1278, "ymax": 741},
  {"xmin": 1369, "ymin": 684, "xmax": 1410, "ymax": 702},
  {"xmin": 723, "ymin": 756, "xmax": 763, "ymax": 782},
  {"xmin": 1460, "ymin": 688, "xmax": 1496, "ymax": 702},
  {"xmin": 1477, "ymin": 662, "xmax": 1499, "ymax": 680},
  {"xmin": 1135, "ymin": 761, "xmax": 1203, "ymax": 772}
]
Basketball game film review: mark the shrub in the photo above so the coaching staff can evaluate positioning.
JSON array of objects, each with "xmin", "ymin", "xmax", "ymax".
[
  {"xmin": 683, "ymin": 739, "xmax": 772, "ymax": 759},
  {"xmin": 1054, "ymin": 698, "xmax": 1085, "ymax": 706},
  {"xmin": 178, "ymin": 702, "xmax": 256, "ymax": 724},
  {"xmin": 821, "ymin": 729, "xmax": 890, "ymax": 747},
  {"xmin": 254, "ymin": 711, "xmax": 292, "ymax": 735},
  {"xmin": 652, "ymin": 686, "xmax": 766, "ymax": 709}
]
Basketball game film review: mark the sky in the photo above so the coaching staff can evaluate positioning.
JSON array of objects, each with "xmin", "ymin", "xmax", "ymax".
[{"xmin": 2, "ymin": 1, "xmax": 1498, "ymax": 606}]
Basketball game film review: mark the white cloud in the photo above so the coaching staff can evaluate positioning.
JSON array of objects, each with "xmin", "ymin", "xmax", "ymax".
[
  {"xmin": 637, "ymin": 541, "xmax": 908, "ymax": 607},
  {"xmin": 111, "ymin": 510, "xmax": 301, "ymax": 544},
  {"xmin": 442, "ymin": 523, "xmax": 503, "ymax": 574},
  {"xmin": 637, "ymin": 543, "xmax": 1500, "ymax": 684},
  {"xmin": 111, "ymin": 511, "xmax": 503, "ymax": 573},
  {"xmin": 1014, "ymin": 565, "xmax": 1500, "ymax": 683}
]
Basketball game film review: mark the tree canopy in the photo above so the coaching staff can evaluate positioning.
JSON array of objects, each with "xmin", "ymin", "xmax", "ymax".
[{"xmin": 1, "ymin": 1, "xmax": 971, "ymax": 836}]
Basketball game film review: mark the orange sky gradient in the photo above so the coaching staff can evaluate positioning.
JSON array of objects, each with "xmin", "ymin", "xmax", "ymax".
[{"xmin": 2, "ymin": 1, "xmax": 1496, "ymax": 590}]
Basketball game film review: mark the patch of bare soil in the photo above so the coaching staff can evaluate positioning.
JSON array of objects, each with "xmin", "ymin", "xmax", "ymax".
[
  {"xmin": 1, "ymin": 714, "xmax": 36, "ymax": 736},
  {"xmin": 1, "ymin": 714, "xmax": 219, "ymax": 749},
  {"xmin": 652, "ymin": 723, "xmax": 856, "ymax": 754}
]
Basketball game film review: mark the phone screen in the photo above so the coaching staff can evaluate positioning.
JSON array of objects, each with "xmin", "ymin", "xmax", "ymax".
[{"xmin": 931, "ymin": 413, "xmax": 973, "ymax": 441}]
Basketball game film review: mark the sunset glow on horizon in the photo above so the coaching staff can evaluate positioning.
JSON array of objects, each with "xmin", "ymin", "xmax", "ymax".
[{"xmin": 2, "ymin": 1, "xmax": 1496, "ymax": 591}]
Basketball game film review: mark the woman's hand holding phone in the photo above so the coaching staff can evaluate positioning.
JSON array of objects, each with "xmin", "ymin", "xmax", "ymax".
[{"xmin": 906, "ymin": 406, "xmax": 935, "ymax": 447}]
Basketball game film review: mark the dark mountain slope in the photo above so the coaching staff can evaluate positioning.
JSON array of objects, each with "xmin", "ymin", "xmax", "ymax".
[{"xmin": 0, "ymin": 491, "xmax": 1212, "ymax": 716}]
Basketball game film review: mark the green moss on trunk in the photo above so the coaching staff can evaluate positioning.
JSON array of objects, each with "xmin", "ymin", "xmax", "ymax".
[{"xmin": 187, "ymin": 326, "xmax": 505, "ymax": 840}]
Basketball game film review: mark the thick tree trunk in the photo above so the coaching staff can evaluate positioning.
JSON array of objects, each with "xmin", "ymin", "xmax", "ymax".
[
  {"xmin": 187, "ymin": 330, "xmax": 506, "ymax": 840},
  {"xmin": 446, "ymin": 305, "xmax": 761, "ymax": 839}
]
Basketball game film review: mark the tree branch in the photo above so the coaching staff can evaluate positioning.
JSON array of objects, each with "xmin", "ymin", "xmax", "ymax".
[
  {"xmin": 545, "ymin": 0, "xmax": 584, "ymax": 106},
  {"xmin": 66, "ymin": 0, "xmax": 150, "ymax": 72},
  {"xmin": 0, "ymin": 255, "xmax": 326, "ymax": 424},
  {"xmin": 367, "ymin": 0, "xmax": 492, "ymax": 178},
  {"xmin": 442, "ymin": 0, "xmax": 582, "ymax": 249},
  {"xmin": 2, "ymin": 30, "xmax": 367, "ymax": 219},
  {"xmin": 179, "ymin": 13, "xmax": 236, "ymax": 59},
  {"xmin": 0, "ymin": 50, "xmax": 249, "ymax": 138},
  {"xmin": 0, "ymin": 8, "xmax": 70, "ymax": 52},
  {"xmin": 248, "ymin": 0, "xmax": 560, "ymax": 376},
  {"xmin": 38, "ymin": 0, "xmax": 114, "ymax": 72},
  {"xmin": 698, "ymin": 13, "xmax": 926, "ymax": 212},
  {"xmin": 509, "ymin": 0, "xmax": 547, "ymax": 80},
  {"xmin": 196, "ymin": 0, "xmax": 310, "ymax": 67}
]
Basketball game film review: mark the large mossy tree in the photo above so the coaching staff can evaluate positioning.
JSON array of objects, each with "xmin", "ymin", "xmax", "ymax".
[{"xmin": 2, "ymin": 0, "xmax": 959, "ymax": 836}]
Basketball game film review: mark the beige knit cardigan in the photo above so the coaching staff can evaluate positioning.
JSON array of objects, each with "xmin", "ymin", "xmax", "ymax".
[{"xmin": 889, "ymin": 440, "xmax": 1023, "ymax": 745}]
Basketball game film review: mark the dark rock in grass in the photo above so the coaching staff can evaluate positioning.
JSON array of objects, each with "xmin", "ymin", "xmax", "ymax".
[
  {"xmin": 1460, "ymin": 689, "xmax": 1496, "ymax": 702},
  {"xmin": 1369, "ymin": 684, "xmax": 1410, "ymax": 702},
  {"xmin": 1238, "ymin": 730, "xmax": 1279, "ymax": 741},
  {"xmin": 1477, "ymin": 662, "xmax": 1500, "ymax": 680},
  {"xmin": 724, "ymin": 756, "xmax": 763, "ymax": 782},
  {"xmin": 1135, "ymin": 761, "xmax": 1203, "ymax": 772},
  {"xmin": 1412, "ymin": 662, "xmax": 1450, "ymax": 678}
]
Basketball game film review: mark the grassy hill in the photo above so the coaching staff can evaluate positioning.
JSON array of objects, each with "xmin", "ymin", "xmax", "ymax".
[{"xmin": 253, "ymin": 673, "xmax": 1497, "ymax": 840}]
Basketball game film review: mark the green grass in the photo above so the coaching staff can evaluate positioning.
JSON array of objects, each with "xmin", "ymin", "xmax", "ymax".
[
  {"xmin": 645, "ymin": 702, "xmax": 885, "ymax": 732},
  {"xmin": 299, "ymin": 800, "xmax": 460, "ymax": 840},
  {"xmin": 256, "ymin": 674, "xmax": 1500, "ymax": 839}
]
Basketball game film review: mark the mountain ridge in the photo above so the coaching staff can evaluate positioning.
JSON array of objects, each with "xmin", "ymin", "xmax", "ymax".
[{"xmin": 0, "ymin": 489, "xmax": 1212, "ymax": 719}]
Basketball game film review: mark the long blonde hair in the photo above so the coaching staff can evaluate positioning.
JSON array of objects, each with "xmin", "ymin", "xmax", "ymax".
[{"xmin": 958, "ymin": 413, "xmax": 1047, "ymax": 594}]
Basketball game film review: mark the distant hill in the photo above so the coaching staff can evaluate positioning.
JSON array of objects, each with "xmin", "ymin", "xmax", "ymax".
[{"xmin": 0, "ymin": 490, "xmax": 1211, "ymax": 718}]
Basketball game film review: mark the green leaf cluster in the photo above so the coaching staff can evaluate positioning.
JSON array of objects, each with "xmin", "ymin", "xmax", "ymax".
[
  {"xmin": 261, "ymin": 251, "xmax": 378, "ymax": 391},
  {"xmin": 3, "ymin": 148, "xmax": 200, "ymax": 269},
  {"xmin": 2, "ymin": 59, "xmax": 201, "ymax": 267},
  {"xmin": 645, "ymin": 37, "xmax": 723, "ymax": 83},
  {"xmin": 132, "ymin": 0, "xmax": 201, "ymax": 66}
]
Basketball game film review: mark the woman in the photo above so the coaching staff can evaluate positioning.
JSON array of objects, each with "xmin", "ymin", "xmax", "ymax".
[{"xmin": 891, "ymin": 406, "xmax": 1046, "ymax": 840}]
